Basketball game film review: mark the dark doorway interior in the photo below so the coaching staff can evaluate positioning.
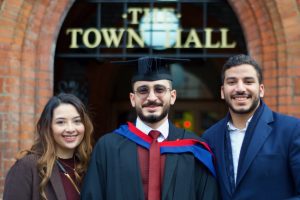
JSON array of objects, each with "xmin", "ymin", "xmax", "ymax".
[{"xmin": 54, "ymin": 0, "xmax": 247, "ymax": 139}]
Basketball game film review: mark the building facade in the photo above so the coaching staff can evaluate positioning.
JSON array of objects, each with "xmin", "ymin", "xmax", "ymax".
[{"xmin": 1, "ymin": 0, "xmax": 300, "ymax": 195}]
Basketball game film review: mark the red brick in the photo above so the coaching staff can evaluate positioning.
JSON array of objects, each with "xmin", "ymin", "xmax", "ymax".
[
  {"xmin": 6, "ymin": 132, "xmax": 19, "ymax": 140},
  {"xmin": 263, "ymin": 78, "xmax": 277, "ymax": 87},
  {"xmin": 294, "ymin": 79, "xmax": 300, "ymax": 95},
  {"xmin": 278, "ymin": 105, "xmax": 288, "ymax": 113},
  {"xmin": 0, "ymin": 78, "xmax": 3, "ymax": 92},
  {"xmin": 265, "ymin": 99, "xmax": 276, "ymax": 107},
  {"xmin": 293, "ymin": 96, "xmax": 300, "ymax": 104}
]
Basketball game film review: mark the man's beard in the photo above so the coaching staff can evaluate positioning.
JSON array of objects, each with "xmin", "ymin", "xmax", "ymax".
[
  {"xmin": 227, "ymin": 95, "xmax": 260, "ymax": 115},
  {"xmin": 136, "ymin": 102, "xmax": 170, "ymax": 123}
]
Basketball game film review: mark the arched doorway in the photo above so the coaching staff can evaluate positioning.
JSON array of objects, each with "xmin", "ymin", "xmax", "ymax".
[{"xmin": 54, "ymin": 0, "xmax": 247, "ymax": 138}]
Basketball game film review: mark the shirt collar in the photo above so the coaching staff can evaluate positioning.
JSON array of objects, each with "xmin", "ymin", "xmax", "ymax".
[
  {"xmin": 136, "ymin": 117, "xmax": 169, "ymax": 140},
  {"xmin": 227, "ymin": 116, "xmax": 253, "ymax": 131}
]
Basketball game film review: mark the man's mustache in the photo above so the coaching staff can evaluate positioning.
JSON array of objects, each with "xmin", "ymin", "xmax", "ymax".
[
  {"xmin": 232, "ymin": 91, "xmax": 251, "ymax": 98},
  {"xmin": 142, "ymin": 101, "xmax": 163, "ymax": 107}
]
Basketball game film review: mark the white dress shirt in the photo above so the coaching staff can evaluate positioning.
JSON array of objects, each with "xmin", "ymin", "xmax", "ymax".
[
  {"xmin": 227, "ymin": 117, "xmax": 252, "ymax": 183},
  {"xmin": 136, "ymin": 117, "xmax": 169, "ymax": 142}
]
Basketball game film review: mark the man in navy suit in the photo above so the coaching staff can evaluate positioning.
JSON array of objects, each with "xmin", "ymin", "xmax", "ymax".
[{"xmin": 202, "ymin": 54, "xmax": 300, "ymax": 200}]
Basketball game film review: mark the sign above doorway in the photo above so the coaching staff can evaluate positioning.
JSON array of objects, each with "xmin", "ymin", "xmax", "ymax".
[
  {"xmin": 66, "ymin": 7, "xmax": 236, "ymax": 50},
  {"xmin": 57, "ymin": 0, "xmax": 246, "ymax": 59}
]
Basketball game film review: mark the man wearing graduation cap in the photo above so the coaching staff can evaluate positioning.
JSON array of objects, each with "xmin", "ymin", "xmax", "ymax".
[{"xmin": 81, "ymin": 57, "xmax": 219, "ymax": 200}]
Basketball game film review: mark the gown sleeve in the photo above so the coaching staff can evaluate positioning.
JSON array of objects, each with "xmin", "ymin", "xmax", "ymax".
[
  {"xmin": 80, "ymin": 138, "xmax": 107, "ymax": 200},
  {"xmin": 196, "ymin": 161, "xmax": 220, "ymax": 200}
]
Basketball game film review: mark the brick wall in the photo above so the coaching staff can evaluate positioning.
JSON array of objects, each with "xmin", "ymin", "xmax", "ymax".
[
  {"xmin": 0, "ymin": 0, "xmax": 300, "ymax": 197},
  {"xmin": 228, "ymin": 0, "xmax": 300, "ymax": 115},
  {"xmin": 0, "ymin": 0, "xmax": 74, "ymax": 196}
]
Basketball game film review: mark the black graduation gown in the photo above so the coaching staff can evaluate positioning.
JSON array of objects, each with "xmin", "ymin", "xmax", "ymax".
[{"xmin": 81, "ymin": 123, "xmax": 219, "ymax": 200}]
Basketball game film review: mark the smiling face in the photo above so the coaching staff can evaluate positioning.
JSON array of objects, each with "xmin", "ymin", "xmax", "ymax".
[
  {"xmin": 130, "ymin": 80, "xmax": 176, "ymax": 128},
  {"xmin": 221, "ymin": 64, "xmax": 264, "ymax": 118},
  {"xmin": 51, "ymin": 103, "xmax": 85, "ymax": 158}
]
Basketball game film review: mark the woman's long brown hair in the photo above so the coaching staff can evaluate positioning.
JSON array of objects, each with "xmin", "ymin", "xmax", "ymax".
[{"xmin": 19, "ymin": 93, "xmax": 93, "ymax": 200}]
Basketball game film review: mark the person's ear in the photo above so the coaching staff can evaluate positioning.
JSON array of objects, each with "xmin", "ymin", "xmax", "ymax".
[
  {"xmin": 129, "ymin": 93, "xmax": 136, "ymax": 107},
  {"xmin": 259, "ymin": 84, "xmax": 264, "ymax": 98},
  {"xmin": 170, "ymin": 89, "xmax": 176, "ymax": 105},
  {"xmin": 221, "ymin": 86, "xmax": 225, "ymax": 99}
]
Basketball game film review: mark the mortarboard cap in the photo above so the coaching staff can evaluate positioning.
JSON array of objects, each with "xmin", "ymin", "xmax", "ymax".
[{"xmin": 113, "ymin": 56, "xmax": 189, "ymax": 83}]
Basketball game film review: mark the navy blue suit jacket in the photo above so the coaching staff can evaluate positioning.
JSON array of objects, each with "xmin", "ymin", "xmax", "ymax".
[{"xmin": 202, "ymin": 102, "xmax": 300, "ymax": 200}]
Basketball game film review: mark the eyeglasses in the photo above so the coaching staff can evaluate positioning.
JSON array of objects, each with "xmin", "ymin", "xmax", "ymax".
[{"xmin": 134, "ymin": 85, "xmax": 172, "ymax": 99}]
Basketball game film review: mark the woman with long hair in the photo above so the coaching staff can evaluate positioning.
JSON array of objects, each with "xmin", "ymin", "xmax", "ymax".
[{"xmin": 3, "ymin": 93, "xmax": 93, "ymax": 200}]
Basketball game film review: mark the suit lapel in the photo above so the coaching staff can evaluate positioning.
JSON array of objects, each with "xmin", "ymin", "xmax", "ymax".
[
  {"xmin": 236, "ymin": 106, "xmax": 274, "ymax": 186},
  {"xmin": 215, "ymin": 116, "xmax": 233, "ymax": 197},
  {"xmin": 50, "ymin": 164, "xmax": 67, "ymax": 200},
  {"xmin": 162, "ymin": 123, "xmax": 181, "ymax": 200}
]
